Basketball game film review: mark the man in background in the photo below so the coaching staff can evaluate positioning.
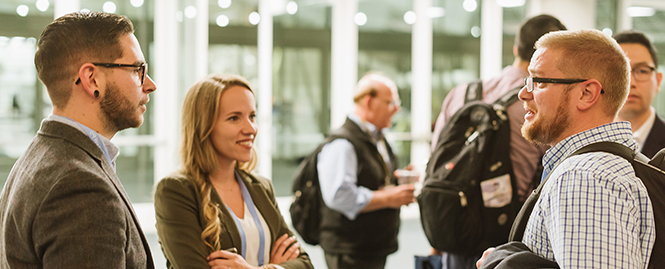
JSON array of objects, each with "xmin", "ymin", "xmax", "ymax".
[
  {"xmin": 317, "ymin": 73, "xmax": 416, "ymax": 269},
  {"xmin": 614, "ymin": 30, "xmax": 665, "ymax": 158},
  {"xmin": 0, "ymin": 11, "xmax": 156, "ymax": 268}
]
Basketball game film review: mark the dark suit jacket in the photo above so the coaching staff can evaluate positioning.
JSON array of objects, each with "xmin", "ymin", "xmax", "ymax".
[
  {"xmin": 643, "ymin": 115, "xmax": 665, "ymax": 159},
  {"xmin": 154, "ymin": 170, "xmax": 312, "ymax": 269},
  {"xmin": 0, "ymin": 120, "xmax": 153, "ymax": 268}
]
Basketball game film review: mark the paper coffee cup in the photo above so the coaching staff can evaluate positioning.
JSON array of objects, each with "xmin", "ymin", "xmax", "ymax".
[{"xmin": 395, "ymin": 169, "xmax": 419, "ymax": 185}]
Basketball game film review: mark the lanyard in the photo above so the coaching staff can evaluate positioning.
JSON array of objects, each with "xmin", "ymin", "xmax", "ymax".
[
  {"xmin": 225, "ymin": 171, "xmax": 266, "ymax": 266},
  {"xmin": 54, "ymin": 115, "xmax": 115, "ymax": 171}
]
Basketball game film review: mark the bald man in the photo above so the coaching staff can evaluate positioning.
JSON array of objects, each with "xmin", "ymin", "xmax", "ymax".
[{"xmin": 316, "ymin": 73, "xmax": 415, "ymax": 269}]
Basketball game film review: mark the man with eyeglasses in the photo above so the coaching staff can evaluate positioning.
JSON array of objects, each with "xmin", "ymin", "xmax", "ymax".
[
  {"xmin": 477, "ymin": 29, "xmax": 655, "ymax": 269},
  {"xmin": 430, "ymin": 14, "xmax": 565, "ymax": 268},
  {"xmin": 614, "ymin": 30, "xmax": 665, "ymax": 159},
  {"xmin": 315, "ymin": 73, "xmax": 415, "ymax": 269},
  {"xmin": 0, "ymin": 12, "xmax": 156, "ymax": 268}
]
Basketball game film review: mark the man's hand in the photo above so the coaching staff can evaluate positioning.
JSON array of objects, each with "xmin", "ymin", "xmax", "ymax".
[
  {"xmin": 476, "ymin": 247, "xmax": 495, "ymax": 268},
  {"xmin": 362, "ymin": 184, "xmax": 416, "ymax": 212}
]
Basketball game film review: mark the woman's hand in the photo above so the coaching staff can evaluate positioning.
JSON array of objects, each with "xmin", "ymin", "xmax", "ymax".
[
  {"xmin": 269, "ymin": 234, "xmax": 300, "ymax": 264},
  {"xmin": 207, "ymin": 249, "xmax": 259, "ymax": 269}
]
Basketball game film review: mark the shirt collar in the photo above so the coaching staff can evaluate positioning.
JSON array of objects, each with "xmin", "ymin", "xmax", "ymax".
[
  {"xmin": 632, "ymin": 107, "xmax": 656, "ymax": 151},
  {"xmin": 348, "ymin": 114, "xmax": 384, "ymax": 141},
  {"xmin": 47, "ymin": 114, "xmax": 120, "ymax": 164},
  {"xmin": 541, "ymin": 121, "xmax": 638, "ymax": 176}
]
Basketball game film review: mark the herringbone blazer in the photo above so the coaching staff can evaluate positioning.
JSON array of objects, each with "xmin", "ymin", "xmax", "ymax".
[{"xmin": 0, "ymin": 120, "xmax": 154, "ymax": 269}]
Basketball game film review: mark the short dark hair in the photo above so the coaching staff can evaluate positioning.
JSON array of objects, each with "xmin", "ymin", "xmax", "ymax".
[
  {"xmin": 34, "ymin": 11, "xmax": 134, "ymax": 108},
  {"xmin": 515, "ymin": 14, "xmax": 566, "ymax": 62},
  {"xmin": 613, "ymin": 30, "xmax": 658, "ymax": 67}
]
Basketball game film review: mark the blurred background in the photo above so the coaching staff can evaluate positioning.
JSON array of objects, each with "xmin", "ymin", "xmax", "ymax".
[{"xmin": 1, "ymin": 0, "xmax": 664, "ymax": 268}]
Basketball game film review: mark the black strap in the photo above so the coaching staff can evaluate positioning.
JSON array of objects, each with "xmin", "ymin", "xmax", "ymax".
[
  {"xmin": 509, "ymin": 142, "xmax": 635, "ymax": 241},
  {"xmin": 464, "ymin": 80, "xmax": 483, "ymax": 103}
]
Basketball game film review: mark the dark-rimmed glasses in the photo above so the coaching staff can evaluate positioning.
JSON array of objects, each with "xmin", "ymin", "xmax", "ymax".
[
  {"xmin": 524, "ymin": 76, "xmax": 603, "ymax": 94},
  {"xmin": 75, "ymin": 62, "xmax": 147, "ymax": 85},
  {"xmin": 631, "ymin": 65, "xmax": 656, "ymax": 82}
]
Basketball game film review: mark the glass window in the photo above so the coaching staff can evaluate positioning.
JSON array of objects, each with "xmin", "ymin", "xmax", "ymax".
[{"xmin": 0, "ymin": 1, "xmax": 53, "ymax": 188}]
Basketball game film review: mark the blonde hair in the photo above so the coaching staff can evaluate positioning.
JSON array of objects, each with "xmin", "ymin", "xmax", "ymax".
[
  {"xmin": 535, "ymin": 29, "xmax": 630, "ymax": 117},
  {"xmin": 179, "ymin": 73, "xmax": 257, "ymax": 251}
]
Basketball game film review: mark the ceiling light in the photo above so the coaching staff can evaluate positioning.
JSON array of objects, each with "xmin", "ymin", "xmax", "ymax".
[
  {"xmin": 463, "ymin": 0, "xmax": 477, "ymax": 12},
  {"xmin": 471, "ymin": 26, "xmax": 481, "ymax": 38},
  {"xmin": 495, "ymin": 0, "xmax": 525, "ymax": 8},
  {"xmin": 354, "ymin": 12, "xmax": 367, "ymax": 26},
  {"xmin": 102, "ymin": 1, "xmax": 116, "ymax": 13},
  {"xmin": 16, "ymin": 5, "xmax": 29, "ymax": 17},
  {"xmin": 286, "ymin": 1, "xmax": 298, "ymax": 15},
  {"xmin": 404, "ymin": 11, "xmax": 416, "ymax": 25},
  {"xmin": 36, "ymin": 0, "xmax": 49, "ymax": 12},
  {"xmin": 218, "ymin": 0, "xmax": 231, "ymax": 9},
  {"xmin": 626, "ymin": 6, "xmax": 656, "ymax": 17},
  {"xmin": 216, "ymin": 14, "xmax": 230, "ymax": 27},
  {"xmin": 602, "ymin": 28, "xmax": 613, "ymax": 36},
  {"xmin": 130, "ymin": 0, "xmax": 144, "ymax": 8},
  {"xmin": 184, "ymin": 6, "xmax": 197, "ymax": 19},
  {"xmin": 249, "ymin": 11, "xmax": 260, "ymax": 25}
]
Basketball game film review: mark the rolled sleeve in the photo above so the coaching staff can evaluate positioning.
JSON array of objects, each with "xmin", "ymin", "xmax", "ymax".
[{"xmin": 317, "ymin": 139, "xmax": 374, "ymax": 220}]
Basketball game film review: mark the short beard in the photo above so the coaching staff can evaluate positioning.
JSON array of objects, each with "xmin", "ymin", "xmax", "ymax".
[
  {"xmin": 100, "ymin": 83, "xmax": 142, "ymax": 133},
  {"xmin": 522, "ymin": 91, "xmax": 571, "ymax": 145}
]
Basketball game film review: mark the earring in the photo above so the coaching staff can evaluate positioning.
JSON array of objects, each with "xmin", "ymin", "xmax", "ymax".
[{"xmin": 94, "ymin": 90, "xmax": 99, "ymax": 98}]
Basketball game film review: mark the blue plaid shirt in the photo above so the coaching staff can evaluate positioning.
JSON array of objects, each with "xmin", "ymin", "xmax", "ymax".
[{"xmin": 523, "ymin": 122, "xmax": 655, "ymax": 268}]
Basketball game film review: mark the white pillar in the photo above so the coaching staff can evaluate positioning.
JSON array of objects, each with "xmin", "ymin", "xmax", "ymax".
[
  {"xmin": 257, "ymin": 0, "xmax": 274, "ymax": 178},
  {"xmin": 617, "ymin": 0, "xmax": 632, "ymax": 31},
  {"xmin": 331, "ymin": 0, "xmax": 358, "ymax": 129},
  {"xmin": 194, "ymin": 0, "xmax": 209, "ymax": 80},
  {"xmin": 480, "ymin": 0, "xmax": 503, "ymax": 80},
  {"xmin": 153, "ymin": 0, "xmax": 179, "ymax": 184},
  {"xmin": 54, "ymin": 0, "xmax": 79, "ymax": 18},
  {"xmin": 411, "ymin": 0, "xmax": 433, "ymax": 171},
  {"xmin": 527, "ymin": 0, "xmax": 596, "ymax": 30}
]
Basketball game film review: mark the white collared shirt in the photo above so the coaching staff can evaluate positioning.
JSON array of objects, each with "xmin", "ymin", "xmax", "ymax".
[{"xmin": 632, "ymin": 107, "xmax": 656, "ymax": 152}]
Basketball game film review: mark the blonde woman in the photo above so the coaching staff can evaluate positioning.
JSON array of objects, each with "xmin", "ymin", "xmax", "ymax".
[{"xmin": 155, "ymin": 74, "xmax": 312, "ymax": 269}]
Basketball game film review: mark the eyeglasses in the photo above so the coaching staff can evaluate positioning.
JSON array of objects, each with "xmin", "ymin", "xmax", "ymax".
[
  {"xmin": 631, "ymin": 66, "xmax": 656, "ymax": 82},
  {"xmin": 524, "ymin": 76, "xmax": 599, "ymax": 93},
  {"xmin": 76, "ymin": 62, "xmax": 148, "ymax": 85},
  {"xmin": 375, "ymin": 97, "xmax": 401, "ymax": 108}
]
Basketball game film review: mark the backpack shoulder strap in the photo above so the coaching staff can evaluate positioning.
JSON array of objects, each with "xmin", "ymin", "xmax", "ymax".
[
  {"xmin": 650, "ymin": 148, "xmax": 665, "ymax": 170},
  {"xmin": 509, "ymin": 141, "xmax": 634, "ymax": 241},
  {"xmin": 494, "ymin": 86, "xmax": 523, "ymax": 108},
  {"xmin": 464, "ymin": 80, "xmax": 483, "ymax": 103}
]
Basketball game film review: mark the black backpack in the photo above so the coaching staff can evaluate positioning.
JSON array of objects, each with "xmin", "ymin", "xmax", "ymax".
[
  {"xmin": 289, "ymin": 133, "xmax": 363, "ymax": 245},
  {"xmin": 418, "ymin": 81, "xmax": 526, "ymax": 255},
  {"xmin": 510, "ymin": 142, "xmax": 665, "ymax": 269}
]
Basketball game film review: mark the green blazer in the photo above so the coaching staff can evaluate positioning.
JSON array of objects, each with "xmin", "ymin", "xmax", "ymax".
[{"xmin": 154, "ymin": 169, "xmax": 312, "ymax": 269}]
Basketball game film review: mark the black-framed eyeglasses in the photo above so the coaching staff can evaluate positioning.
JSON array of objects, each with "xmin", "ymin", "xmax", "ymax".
[
  {"xmin": 631, "ymin": 66, "xmax": 656, "ymax": 82},
  {"xmin": 523, "ymin": 76, "xmax": 602, "ymax": 94},
  {"xmin": 75, "ymin": 62, "xmax": 147, "ymax": 85}
]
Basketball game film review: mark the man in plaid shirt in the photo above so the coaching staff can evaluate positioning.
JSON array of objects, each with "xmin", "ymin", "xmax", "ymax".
[{"xmin": 478, "ymin": 29, "xmax": 656, "ymax": 269}]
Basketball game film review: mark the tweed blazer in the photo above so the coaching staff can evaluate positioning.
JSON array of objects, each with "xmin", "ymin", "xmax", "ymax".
[
  {"xmin": 0, "ymin": 120, "xmax": 153, "ymax": 268},
  {"xmin": 642, "ymin": 115, "xmax": 665, "ymax": 159},
  {"xmin": 154, "ymin": 170, "xmax": 312, "ymax": 269}
]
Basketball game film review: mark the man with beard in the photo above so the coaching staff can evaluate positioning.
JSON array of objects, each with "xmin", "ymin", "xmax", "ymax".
[
  {"xmin": 614, "ymin": 30, "xmax": 665, "ymax": 158},
  {"xmin": 0, "ymin": 12, "xmax": 157, "ymax": 268},
  {"xmin": 430, "ymin": 14, "xmax": 565, "ymax": 268},
  {"xmin": 476, "ymin": 29, "xmax": 655, "ymax": 269}
]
